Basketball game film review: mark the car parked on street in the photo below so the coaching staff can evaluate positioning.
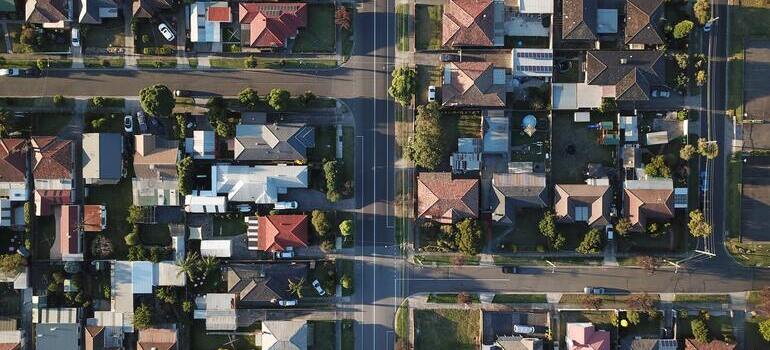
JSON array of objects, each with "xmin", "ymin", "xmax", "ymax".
[
  {"xmin": 584, "ymin": 286, "xmax": 606, "ymax": 295},
  {"xmin": 174, "ymin": 90, "xmax": 192, "ymax": 97},
  {"xmin": 124, "ymin": 115, "xmax": 134, "ymax": 133},
  {"xmin": 158, "ymin": 23, "xmax": 175, "ymax": 42},
  {"xmin": 278, "ymin": 299, "xmax": 297, "ymax": 307},
  {"xmin": 0, "ymin": 68, "xmax": 20, "ymax": 77},
  {"xmin": 501, "ymin": 266, "xmax": 518, "ymax": 274},
  {"xmin": 312, "ymin": 279, "xmax": 326, "ymax": 296}
]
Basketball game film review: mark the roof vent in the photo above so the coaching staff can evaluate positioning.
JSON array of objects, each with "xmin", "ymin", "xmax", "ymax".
[{"xmin": 620, "ymin": 58, "xmax": 628, "ymax": 64}]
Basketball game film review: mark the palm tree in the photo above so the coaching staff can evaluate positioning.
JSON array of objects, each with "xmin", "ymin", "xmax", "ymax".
[
  {"xmin": 199, "ymin": 255, "xmax": 219, "ymax": 278},
  {"xmin": 176, "ymin": 252, "xmax": 200, "ymax": 280},
  {"xmin": 287, "ymin": 277, "xmax": 306, "ymax": 299}
]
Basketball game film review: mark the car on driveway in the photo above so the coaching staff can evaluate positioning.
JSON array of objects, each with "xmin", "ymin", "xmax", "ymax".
[
  {"xmin": 158, "ymin": 23, "xmax": 175, "ymax": 42},
  {"xmin": 278, "ymin": 299, "xmax": 297, "ymax": 307},
  {"xmin": 274, "ymin": 201, "xmax": 298, "ymax": 210},
  {"xmin": 440, "ymin": 53, "xmax": 460, "ymax": 62},
  {"xmin": 651, "ymin": 88, "xmax": 670, "ymax": 98},
  {"xmin": 71, "ymin": 28, "xmax": 80, "ymax": 47},
  {"xmin": 0, "ymin": 68, "xmax": 21, "ymax": 77},
  {"xmin": 501, "ymin": 266, "xmax": 518, "ymax": 274},
  {"xmin": 312, "ymin": 279, "xmax": 326, "ymax": 296},
  {"xmin": 124, "ymin": 115, "xmax": 134, "ymax": 133},
  {"xmin": 428, "ymin": 85, "xmax": 436, "ymax": 102},
  {"xmin": 274, "ymin": 247, "xmax": 295, "ymax": 259},
  {"xmin": 136, "ymin": 111, "xmax": 148, "ymax": 134},
  {"xmin": 606, "ymin": 224, "xmax": 614, "ymax": 240}
]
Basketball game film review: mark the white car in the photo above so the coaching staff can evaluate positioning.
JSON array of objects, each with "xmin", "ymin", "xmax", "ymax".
[
  {"xmin": 606, "ymin": 224, "xmax": 614, "ymax": 240},
  {"xmin": 274, "ymin": 201, "xmax": 298, "ymax": 210},
  {"xmin": 236, "ymin": 204, "xmax": 252, "ymax": 213},
  {"xmin": 278, "ymin": 299, "xmax": 297, "ymax": 307},
  {"xmin": 513, "ymin": 324, "xmax": 535, "ymax": 334},
  {"xmin": 312, "ymin": 279, "xmax": 326, "ymax": 296},
  {"xmin": 274, "ymin": 250, "xmax": 295, "ymax": 259},
  {"xmin": 71, "ymin": 28, "xmax": 80, "ymax": 47},
  {"xmin": 0, "ymin": 68, "xmax": 20, "ymax": 77},
  {"xmin": 158, "ymin": 23, "xmax": 175, "ymax": 42},
  {"xmin": 123, "ymin": 115, "xmax": 133, "ymax": 133},
  {"xmin": 428, "ymin": 85, "xmax": 436, "ymax": 102}
]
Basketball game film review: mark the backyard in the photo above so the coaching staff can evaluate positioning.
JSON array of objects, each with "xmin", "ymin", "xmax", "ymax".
[
  {"xmin": 191, "ymin": 320, "xmax": 258, "ymax": 350},
  {"xmin": 551, "ymin": 112, "xmax": 614, "ymax": 183},
  {"xmin": 213, "ymin": 214, "xmax": 247, "ymax": 236},
  {"xmin": 413, "ymin": 309, "xmax": 479, "ymax": 350},
  {"xmin": 292, "ymin": 4, "xmax": 336, "ymax": 53},
  {"xmin": 86, "ymin": 179, "xmax": 133, "ymax": 259},
  {"xmin": 415, "ymin": 5, "xmax": 442, "ymax": 50}
]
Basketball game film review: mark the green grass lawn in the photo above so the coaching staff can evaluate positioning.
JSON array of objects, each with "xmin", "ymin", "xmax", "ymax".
[
  {"xmin": 415, "ymin": 254, "xmax": 480, "ymax": 265},
  {"xmin": 293, "ymin": 4, "xmax": 335, "ymax": 53},
  {"xmin": 437, "ymin": 112, "xmax": 482, "ymax": 169},
  {"xmin": 213, "ymin": 215, "xmax": 247, "ymax": 236},
  {"xmin": 0, "ymin": 97, "xmax": 74, "ymax": 110},
  {"xmin": 415, "ymin": 5, "xmax": 442, "ymax": 50},
  {"xmin": 676, "ymin": 315, "xmax": 734, "ymax": 342},
  {"xmin": 338, "ymin": 259, "xmax": 354, "ymax": 296},
  {"xmin": 415, "ymin": 64, "xmax": 441, "ymax": 106},
  {"xmin": 414, "ymin": 309, "xmax": 479, "ymax": 350},
  {"xmin": 493, "ymin": 208, "xmax": 549, "ymax": 252},
  {"xmin": 726, "ymin": 239, "xmax": 770, "ymax": 267},
  {"xmin": 427, "ymin": 293, "xmax": 480, "ymax": 303},
  {"xmin": 310, "ymin": 320, "xmax": 336, "ymax": 350},
  {"xmin": 559, "ymin": 311, "xmax": 616, "ymax": 349},
  {"xmin": 210, "ymin": 57, "xmax": 338, "ymax": 70},
  {"xmin": 34, "ymin": 216, "xmax": 55, "ymax": 260},
  {"xmin": 396, "ymin": 4, "xmax": 409, "ymax": 51},
  {"xmin": 341, "ymin": 319, "xmax": 354, "ymax": 350},
  {"xmin": 551, "ymin": 112, "xmax": 614, "ymax": 183},
  {"xmin": 191, "ymin": 320, "xmax": 258, "ymax": 350},
  {"xmin": 84, "ymin": 57, "xmax": 125, "ymax": 68},
  {"xmin": 31, "ymin": 113, "xmax": 73, "ymax": 136},
  {"xmin": 82, "ymin": 19, "xmax": 125, "ymax": 49},
  {"xmin": 84, "ymin": 113, "xmax": 125, "ymax": 133},
  {"xmin": 619, "ymin": 311, "xmax": 662, "ymax": 338},
  {"xmin": 492, "ymin": 294, "xmax": 547, "ymax": 304},
  {"xmin": 309, "ymin": 126, "xmax": 336, "ymax": 163},
  {"xmin": 727, "ymin": 152, "xmax": 743, "ymax": 237},
  {"xmin": 137, "ymin": 58, "xmax": 177, "ymax": 69},
  {"xmin": 746, "ymin": 317, "xmax": 770, "ymax": 350},
  {"xmin": 728, "ymin": 0, "xmax": 770, "ymax": 116},
  {"xmin": 674, "ymin": 294, "xmax": 730, "ymax": 304},
  {"xmin": 395, "ymin": 299, "xmax": 409, "ymax": 342},
  {"xmin": 0, "ymin": 58, "xmax": 72, "ymax": 69},
  {"xmin": 86, "ymin": 179, "xmax": 133, "ymax": 259}
]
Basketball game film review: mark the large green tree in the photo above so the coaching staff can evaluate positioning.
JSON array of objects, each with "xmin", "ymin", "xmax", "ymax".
[
  {"xmin": 388, "ymin": 66, "xmax": 416, "ymax": 106},
  {"xmin": 406, "ymin": 102, "xmax": 444, "ymax": 170},
  {"xmin": 139, "ymin": 84, "xmax": 175, "ymax": 116},
  {"xmin": 674, "ymin": 20, "xmax": 695, "ymax": 39},
  {"xmin": 133, "ymin": 304, "xmax": 153, "ymax": 330},
  {"xmin": 238, "ymin": 88, "xmax": 259, "ymax": 108},
  {"xmin": 693, "ymin": 0, "xmax": 710, "ymax": 25},
  {"xmin": 311, "ymin": 210, "xmax": 331, "ymax": 237},
  {"xmin": 0, "ymin": 254, "xmax": 23, "ymax": 274},
  {"xmin": 688, "ymin": 209, "xmax": 712, "ymax": 237},
  {"xmin": 644, "ymin": 155, "xmax": 671, "ymax": 178},
  {"xmin": 267, "ymin": 88, "xmax": 291, "ymax": 111},
  {"xmin": 576, "ymin": 228, "xmax": 603, "ymax": 254},
  {"xmin": 454, "ymin": 218, "xmax": 482, "ymax": 256},
  {"xmin": 177, "ymin": 156, "xmax": 193, "ymax": 195}
]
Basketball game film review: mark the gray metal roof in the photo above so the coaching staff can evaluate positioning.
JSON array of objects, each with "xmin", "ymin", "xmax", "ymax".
[
  {"xmin": 82, "ymin": 133, "xmax": 122, "ymax": 182},
  {"xmin": 234, "ymin": 123, "xmax": 315, "ymax": 162}
]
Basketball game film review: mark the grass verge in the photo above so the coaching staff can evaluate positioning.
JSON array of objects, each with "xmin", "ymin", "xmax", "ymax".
[
  {"xmin": 674, "ymin": 294, "xmax": 730, "ymax": 304},
  {"xmin": 492, "ymin": 294, "xmax": 547, "ymax": 304},
  {"xmin": 396, "ymin": 4, "xmax": 409, "ymax": 51}
]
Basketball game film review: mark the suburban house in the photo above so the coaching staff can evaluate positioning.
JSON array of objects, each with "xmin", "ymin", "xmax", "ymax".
[
  {"xmin": 0, "ymin": 318, "xmax": 22, "ymax": 350},
  {"xmin": 190, "ymin": 2, "xmax": 231, "ymax": 43},
  {"xmin": 584, "ymin": 50, "xmax": 667, "ymax": 102},
  {"xmin": 442, "ymin": 62, "xmax": 506, "ymax": 108},
  {"xmin": 621, "ymin": 338, "xmax": 677, "ymax": 350},
  {"xmin": 212, "ymin": 164, "xmax": 308, "ymax": 203},
  {"xmin": 490, "ymin": 172, "xmax": 548, "ymax": 224},
  {"xmin": 132, "ymin": 135, "xmax": 180, "ymax": 206},
  {"xmin": 623, "ymin": 179, "xmax": 675, "ymax": 232},
  {"xmin": 82, "ymin": 133, "xmax": 123, "ymax": 185},
  {"xmin": 442, "ymin": 0, "xmax": 503, "ymax": 47},
  {"xmin": 85, "ymin": 325, "xmax": 121, "ymax": 350},
  {"xmin": 450, "ymin": 138, "xmax": 482, "ymax": 173},
  {"xmin": 261, "ymin": 320, "xmax": 308, "ymax": 350},
  {"xmin": 511, "ymin": 48, "xmax": 554, "ymax": 79},
  {"xmin": 565, "ymin": 323, "xmax": 610, "ymax": 350},
  {"xmin": 185, "ymin": 130, "xmax": 216, "ymax": 159},
  {"xmin": 481, "ymin": 310, "xmax": 548, "ymax": 350},
  {"xmin": 0, "ymin": 139, "xmax": 28, "ymax": 202},
  {"xmin": 136, "ymin": 327, "xmax": 177, "ymax": 350},
  {"xmin": 34, "ymin": 189, "xmax": 71, "ymax": 216},
  {"xmin": 55, "ymin": 205, "xmax": 83, "ymax": 261},
  {"xmin": 683, "ymin": 339, "xmax": 736, "ymax": 350},
  {"xmin": 561, "ymin": 0, "xmax": 597, "ymax": 41},
  {"xmin": 624, "ymin": 0, "xmax": 664, "ymax": 49},
  {"xmin": 227, "ymin": 263, "xmax": 307, "ymax": 307},
  {"xmin": 32, "ymin": 308, "xmax": 80, "ymax": 350},
  {"xmin": 132, "ymin": 0, "xmax": 173, "ymax": 18},
  {"xmin": 233, "ymin": 123, "xmax": 315, "ymax": 162},
  {"xmin": 31, "ymin": 136, "xmax": 73, "ymax": 191},
  {"xmin": 257, "ymin": 214, "xmax": 309, "ymax": 252},
  {"xmin": 487, "ymin": 336, "xmax": 543, "ymax": 350},
  {"xmin": 193, "ymin": 293, "xmax": 237, "ymax": 331},
  {"xmin": 78, "ymin": 0, "xmax": 118, "ymax": 24},
  {"xmin": 554, "ymin": 182, "xmax": 611, "ymax": 227},
  {"xmin": 417, "ymin": 172, "xmax": 479, "ymax": 224},
  {"xmin": 25, "ymin": 0, "xmax": 71, "ymax": 27},
  {"xmin": 238, "ymin": 2, "xmax": 307, "ymax": 49}
]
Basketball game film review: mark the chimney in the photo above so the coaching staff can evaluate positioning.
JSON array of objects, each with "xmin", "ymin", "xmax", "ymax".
[{"xmin": 620, "ymin": 58, "xmax": 628, "ymax": 64}]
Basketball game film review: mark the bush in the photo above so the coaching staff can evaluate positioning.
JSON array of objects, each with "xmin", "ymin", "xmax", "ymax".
[
  {"xmin": 320, "ymin": 240, "xmax": 335, "ymax": 252},
  {"xmin": 695, "ymin": 70, "xmax": 707, "ymax": 86},
  {"xmin": 244, "ymin": 55, "xmax": 258, "ymax": 68},
  {"xmin": 102, "ymin": 59, "xmax": 111, "ymax": 67},
  {"xmin": 677, "ymin": 109, "xmax": 689, "ymax": 121},
  {"xmin": 538, "ymin": 210, "xmax": 556, "ymax": 240},
  {"xmin": 90, "ymin": 96, "xmax": 106, "ymax": 108},
  {"xmin": 673, "ymin": 20, "xmax": 695, "ymax": 39},
  {"xmin": 691, "ymin": 318, "xmax": 710, "ymax": 343},
  {"xmin": 454, "ymin": 219, "xmax": 482, "ymax": 256},
  {"xmin": 759, "ymin": 319, "xmax": 770, "ymax": 342},
  {"xmin": 339, "ymin": 220, "xmax": 353, "ymax": 237},
  {"xmin": 53, "ymin": 95, "xmax": 65, "ymax": 106},
  {"xmin": 36, "ymin": 59, "xmax": 45, "ymax": 71},
  {"xmin": 576, "ymin": 228, "xmax": 603, "ymax": 254},
  {"xmin": 0, "ymin": 254, "xmax": 24, "ymax": 274},
  {"xmin": 688, "ymin": 209, "xmax": 712, "ymax": 237},
  {"xmin": 674, "ymin": 52, "xmax": 689, "ymax": 69},
  {"xmin": 323, "ymin": 160, "xmax": 342, "ymax": 202},
  {"xmin": 311, "ymin": 210, "xmax": 331, "ymax": 237},
  {"xmin": 134, "ymin": 304, "xmax": 153, "ymax": 330},
  {"xmin": 615, "ymin": 217, "xmax": 632, "ymax": 236},
  {"xmin": 238, "ymin": 88, "xmax": 259, "ymax": 108},
  {"xmin": 267, "ymin": 88, "xmax": 291, "ymax": 111},
  {"xmin": 124, "ymin": 232, "xmax": 139, "ymax": 246},
  {"xmin": 177, "ymin": 156, "xmax": 193, "ymax": 195},
  {"xmin": 340, "ymin": 274, "xmax": 352, "ymax": 289},
  {"xmin": 388, "ymin": 66, "xmax": 417, "ymax": 106},
  {"xmin": 175, "ymin": 114, "xmax": 186, "ymax": 139},
  {"xmin": 680, "ymin": 144, "xmax": 697, "ymax": 160},
  {"xmin": 644, "ymin": 155, "xmax": 671, "ymax": 178}
]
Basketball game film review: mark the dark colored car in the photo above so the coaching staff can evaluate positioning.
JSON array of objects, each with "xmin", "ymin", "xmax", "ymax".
[
  {"xmin": 501, "ymin": 266, "xmax": 518, "ymax": 274},
  {"xmin": 22, "ymin": 68, "xmax": 41, "ymax": 77},
  {"xmin": 174, "ymin": 89, "xmax": 192, "ymax": 97},
  {"xmin": 440, "ymin": 53, "xmax": 460, "ymax": 62}
]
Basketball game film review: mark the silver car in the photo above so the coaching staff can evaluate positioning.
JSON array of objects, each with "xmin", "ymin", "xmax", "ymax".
[
  {"xmin": 158, "ymin": 23, "xmax": 175, "ymax": 42},
  {"xmin": 312, "ymin": 279, "xmax": 326, "ymax": 296}
]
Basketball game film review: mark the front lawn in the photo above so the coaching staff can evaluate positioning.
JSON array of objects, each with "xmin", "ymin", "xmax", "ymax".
[
  {"xmin": 337, "ymin": 258, "xmax": 354, "ymax": 296},
  {"xmin": 427, "ymin": 293, "xmax": 480, "ymax": 304},
  {"xmin": 310, "ymin": 320, "xmax": 336, "ymax": 350},
  {"xmin": 414, "ymin": 309, "xmax": 479, "ymax": 350},
  {"xmin": 415, "ymin": 5, "xmax": 442, "ymax": 50},
  {"xmin": 84, "ymin": 57, "xmax": 125, "ymax": 68},
  {"xmin": 213, "ymin": 214, "xmax": 247, "ymax": 236},
  {"xmin": 493, "ymin": 208, "xmax": 548, "ymax": 252},
  {"xmin": 86, "ymin": 179, "xmax": 133, "ymax": 259},
  {"xmin": 727, "ymin": 239, "xmax": 770, "ymax": 267},
  {"xmin": 84, "ymin": 113, "xmax": 125, "ymax": 133},
  {"xmin": 31, "ymin": 113, "xmax": 73, "ymax": 136},
  {"xmin": 416, "ymin": 64, "xmax": 441, "ymax": 106},
  {"xmin": 82, "ymin": 19, "xmax": 125, "ymax": 49},
  {"xmin": 746, "ymin": 317, "xmax": 770, "ymax": 349},
  {"xmin": 292, "ymin": 4, "xmax": 335, "ymax": 53},
  {"xmin": 674, "ymin": 294, "xmax": 730, "ymax": 304},
  {"xmin": 551, "ymin": 112, "xmax": 614, "ymax": 183},
  {"xmin": 137, "ymin": 58, "xmax": 177, "ymax": 69},
  {"xmin": 492, "ymin": 294, "xmax": 547, "ymax": 304},
  {"xmin": 559, "ymin": 311, "xmax": 616, "ymax": 349},
  {"xmin": 675, "ymin": 315, "xmax": 733, "ymax": 342}
]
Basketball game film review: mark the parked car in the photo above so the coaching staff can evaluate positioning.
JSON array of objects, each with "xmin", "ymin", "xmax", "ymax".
[
  {"xmin": 136, "ymin": 111, "xmax": 148, "ymax": 134},
  {"xmin": 606, "ymin": 224, "xmax": 614, "ymax": 240},
  {"xmin": 158, "ymin": 23, "xmax": 175, "ymax": 42},
  {"xmin": 440, "ymin": 53, "xmax": 460, "ymax": 62},
  {"xmin": 428, "ymin": 85, "xmax": 436, "ymax": 102},
  {"xmin": 22, "ymin": 68, "xmax": 40, "ymax": 77},
  {"xmin": 312, "ymin": 279, "xmax": 326, "ymax": 296},
  {"xmin": 123, "ymin": 115, "xmax": 134, "ymax": 133},
  {"xmin": 0, "ymin": 68, "xmax": 21, "ymax": 77},
  {"xmin": 583, "ymin": 287, "xmax": 606, "ymax": 295},
  {"xmin": 501, "ymin": 266, "xmax": 518, "ymax": 274},
  {"xmin": 513, "ymin": 324, "xmax": 535, "ymax": 334},
  {"xmin": 235, "ymin": 204, "xmax": 252, "ymax": 213},
  {"xmin": 71, "ymin": 28, "xmax": 80, "ymax": 47},
  {"xmin": 274, "ymin": 201, "xmax": 298, "ymax": 210},
  {"xmin": 700, "ymin": 171, "xmax": 709, "ymax": 193},
  {"xmin": 174, "ymin": 89, "xmax": 192, "ymax": 97},
  {"xmin": 278, "ymin": 299, "xmax": 298, "ymax": 307},
  {"xmin": 274, "ymin": 247, "xmax": 295, "ymax": 259},
  {"xmin": 651, "ymin": 88, "xmax": 670, "ymax": 98}
]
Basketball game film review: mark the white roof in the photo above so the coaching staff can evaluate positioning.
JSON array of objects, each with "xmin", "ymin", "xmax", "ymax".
[
  {"xmin": 574, "ymin": 112, "xmax": 591, "ymax": 122},
  {"xmin": 551, "ymin": 83, "xmax": 603, "ymax": 110},
  {"xmin": 184, "ymin": 194, "xmax": 227, "ymax": 213},
  {"xmin": 131, "ymin": 261, "xmax": 154, "ymax": 294},
  {"xmin": 212, "ymin": 164, "xmax": 308, "ymax": 203},
  {"xmin": 511, "ymin": 48, "xmax": 553, "ymax": 77},
  {"xmin": 185, "ymin": 130, "xmax": 216, "ymax": 159},
  {"xmin": 91, "ymin": 311, "xmax": 134, "ymax": 333},
  {"xmin": 0, "ymin": 330, "xmax": 21, "ymax": 344},
  {"xmin": 33, "ymin": 308, "xmax": 78, "ymax": 324},
  {"xmin": 645, "ymin": 131, "xmax": 669, "ymax": 145},
  {"xmin": 201, "ymin": 240, "xmax": 232, "ymax": 257},
  {"xmin": 517, "ymin": 0, "xmax": 553, "ymax": 13},
  {"xmin": 156, "ymin": 261, "xmax": 186, "ymax": 287},
  {"xmin": 112, "ymin": 261, "xmax": 134, "ymax": 313},
  {"xmin": 190, "ymin": 2, "xmax": 224, "ymax": 42}
]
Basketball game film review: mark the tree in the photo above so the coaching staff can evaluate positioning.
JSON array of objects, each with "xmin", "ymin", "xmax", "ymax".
[
  {"xmin": 320, "ymin": 239, "xmax": 335, "ymax": 252},
  {"xmin": 456, "ymin": 292, "xmax": 471, "ymax": 304},
  {"xmin": 335, "ymin": 6, "xmax": 352, "ymax": 31},
  {"xmin": 0, "ymin": 254, "xmax": 23, "ymax": 274},
  {"xmin": 759, "ymin": 319, "xmax": 770, "ymax": 342},
  {"xmin": 676, "ymin": 73, "xmax": 690, "ymax": 91},
  {"xmin": 674, "ymin": 52, "xmax": 690, "ymax": 69},
  {"xmin": 340, "ymin": 274, "xmax": 352, "ymax": 289},
  {"xmin": 638, "ymin": 256, "xmax": 657, "ymax": 273},
  {"xmin": 139, "ymin": 84, "xmax": 175, "ymax": 117},
  {"xmin": 323, "ymin": 160, "xmax": 342, "ymax": 202},
  {"xmin": 288, "ymin": 277, "xmax": 306, "ymax": 299},
  {"xmin": 91, "ymin": 235, "xmax": 113, "ymax": 259},
  {"xmin": 127, "ymin": 206, "xmax": 144, "ymax": 225},
  {"xmin": 626, "ymin": 293, "xmax": 656, "ymax": 313},
  {"xmin": 454, "ymin": 218, "xmax": 482, "ymax": 256},
  {"xmin": 598, "ymin": 97, "xmax": 617, "ymax": 113},
  {"xmin": 552, "ymin": 233, "xmax": 567, "ymax": 251},
  {"xmin": 615, "ymin": 217, "xmax": 632, "ymax": 237},
  {"xmin": 680, "ymin": 144, "xmax": 697, "ymax": 160},
  {"xmin": 538, "ymin": 210, "xmax": 556, "ymax": 240},
  {"xmin": 90, "ymin": 96, "xmax": 106, "ymax": 108},
  {"xmin": 156, "ymin": 287, "xmax": 177, "ymax": 304},
  {"xmin": 298, "ymin": 90, "xmax": 316, "ymax": 106},
  {"xmin": 626, "ymin": 310, "xmax": 641, "ymax": 325},
  {"xmin": 406, "ymin": 102, "xmax": 444, "ymax": 170},
  {"xmin": 698, "ymin": 138, "xmax": 719, "ymax": 159},
  {"xmin": 644, "ymin": 155, "xmax": 671, "ymax": 178},
  {"xmin": 267, "ymin": 88, "xmax": 291, "ymax": 111},
  {"xmin": 311, "ymin": 210, "xmax": 331, "ymax": 237},
  {"xmin": 696, "ymin": 70, "xmax": 707, "ymax": 87},
  {"xmin": 691, "ymin": 318, "xmax": 710, "ymax": 343},
  {"xmin": 238, "ymin": 88, "xmax": 259, "ymax": 108},
  {"xmin": 176, "ymin": 252, "xmax": 201, "ymax": 281},
  {"xmin": 199, "ymin": 255, "xmax": 219, "ymax": 278},
  {"xmin": 688, "ymin": 209, "xmax": 712, "ymax": 237},
  {"xmin": 576, "ymin": 228, "xmax": 603, "ymax": 254},
  {"xmin": 339, "ymin": 220, "xmax": 353, "ymax": 237},
  {"xmin": 128, "ymin": 245, "xmax": 146, "ymax": 261},
  {"xmin": 177, "ymin": 156, "xmax": 193, "ymax": 195},
  {"xmin": 581, "ymin": 295, "xmax": 603, "ymax": 310},
  {"xmin": 244, "ymin": 55, "xmax": 258, "ymax": 68},
  {"xmin": 674, "ymin": 20, "xmax": 695, "ymax": 39},
  {"xmin": 124, "ymin": 231, "xmax": 139, "ymax": 246},
  {"xmin": 693, "ymin": 0, "xmax": 711, "ymax": 25},
  {"xmin": 133, "ymin": 304, "xmax": 153, "ymax": 330},
  {"xmin": 388, "ymin": 66, "xmax": 417, "ymax": 106}
]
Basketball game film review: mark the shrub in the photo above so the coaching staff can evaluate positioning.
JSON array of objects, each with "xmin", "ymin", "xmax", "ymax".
[
  {"xmin": 688, "ymin": 209, "xmax": 712, "ymax": 237},
  {"xmin": 576, "ymin": 228, "xmax": 602, "ymax": 254},
  {"xmin": 238, "ymin": 88, "xmax": 259, "ymax": 108},
  {"xmin": 615, "ymin": 217, "xmax": 632, "ymax": 236},
  {"xmin": 323, "ymin": 160, "xmax": 342, "ymax": 202},
  {"xmin": 36, "ymin": 59, "xmax": 45, "ymax": 71},
  {"xmin": 124, "ymin": 232, "xmax": 139, "ymax": 246},
  {"xmin": 406, "ymin": 102, "xmax": 443, "ymax": 170},
  {"xmin": 455, "ymin": 219, "xmax": 482, "ymax": 256},
  {"xmin": 267, "ymin": 88, "xmax": 291, "ymax": 111},
  {"xmin": 339, "ymin": 220, "xmax": 353, "ymax": 237},
  {"xmin": 134, "ymin": 304, "xmax": 153, "ymax": 330},
  {"xmin": 388, "ymin": 66, "xmax": 417, "ymax": 106},
  {"xmin": 673, "ymin": 20, "xmax": 695, "ymax": 39},
  {"xmin": 0, "ymin": 254, "xmax": 24, "ymax": 274},
  {"xmin": 244, "ymin": 55, "xmax": 258, "ymax": 68},
  {"xmin": 674, "ymin": 52, "xmax": 689, "ymax": 69},
  {"xmin": 53, "ymin": 95, "xmax": 65, "ymax": 106},
  {"xmin": 102, "ymin": 59, "xmax": 111, "ymax": 67},
  {"xmin": 90, "ymin": 96, "xmax": 106, "ymax": 108},
  {"xmin": 320, "ymin": 240, "xmax": 335, "ymax": 252},
  {"xmin": 311, "ymin": 210, "xmax": 331, "ymax": 237},
  {"xmin": 691, "ymin": 318, "xmax": 710, "ymax": 343},
  {"xmin": 644, "ymin": 155, "xmax": 671, "ymax": 178},
  {"xmin": 759, "ymin": 319, "xmax": 770, "ymax": 341},
  {"xmin": 177, "ymin": 156, "xmax": 193, "ymax": 195}
]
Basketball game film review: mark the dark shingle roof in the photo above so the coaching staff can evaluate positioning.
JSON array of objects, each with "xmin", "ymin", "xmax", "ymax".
[
  {"xmin": 625, "ymin": 0, "xmax": 664, "ymax": 45},
  {"xmin": 585, "ymin": 50, "xmax": 666, "ymax": 101},
  {"xmin": 491, "ymin": 173, "xmax": 548, "ymax": 224},
  {"xmin": 227, "ymin": 264, "xmax": 307, "ymax": 304},
  {"xmin": 562, "ymin": 0, "xmax": 597, "ymax": 40},
  {"xmin": 234, "ymin": 123, "xmax": 314, "ymax": 162}
]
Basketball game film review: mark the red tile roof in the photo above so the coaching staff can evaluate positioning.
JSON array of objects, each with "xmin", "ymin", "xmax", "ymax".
[
  {"xmin": 442, "ymin": 0, "xmax": 495, "ymax": 47},
  {"xmin": 35, "ymin": 190, "xmax": 72, "ymax": 216},
  {"xmin": 31, "ymin": 137, "xmax": 72, "ymax": 180},
  {"xmin": 207, "ymin": 6, "xmax": 231, "ymax": 22},
  {"xmin": 0, "ymin": 344, "xmax": 20, "ymax": 350},
  {"xmin": 624, "ymin": 187, "xmax": 674, "ymax": 231},
  {"xmin": 257, "ymin": 214, "xmax": 309, "ymax": 252},
  {"xmin": 83, "ymin": 205, "xmax": 105, "ymax": 232},
  {"xmin": 238, "ymin": 2, "xmax": 307, "ymax": 48},
  {"xmin": 137, "ymin": 328, "xmax": 177, "ymax": 350},
  {"xmin": 417, "ymin": 172, "xmax": 479, "ymax": 224},
  {"xmin": 59, "ymin": 205, "xmax": 80, "ymax": 255},
  {"xmin": 0, "ymin": 139, "xmax": 27, "ymax": 183}
]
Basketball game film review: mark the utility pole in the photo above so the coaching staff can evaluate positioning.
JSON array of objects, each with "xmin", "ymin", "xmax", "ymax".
[{"xmin": 545, "ymin": 260, "xmax": 555, "ymax": 274}]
